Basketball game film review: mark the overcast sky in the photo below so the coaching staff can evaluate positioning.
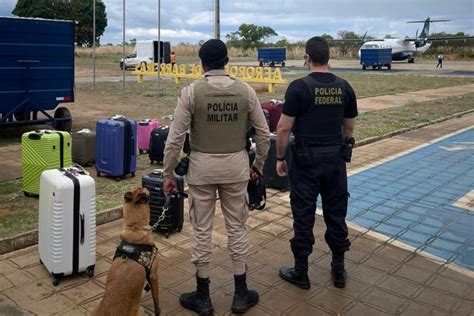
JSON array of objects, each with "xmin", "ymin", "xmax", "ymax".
[{"xmin": 1, "ymin": 0, "xmax": 473, "ymax": 44}]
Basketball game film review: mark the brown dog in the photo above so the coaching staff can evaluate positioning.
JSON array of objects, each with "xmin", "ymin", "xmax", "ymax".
[{"xmin": 92, "ymin": 187, "xmax": 160, "ymax": 316}]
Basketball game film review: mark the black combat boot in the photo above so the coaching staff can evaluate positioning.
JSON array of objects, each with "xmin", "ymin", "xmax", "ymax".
[
  {"xmin": 331, "ymin": 252, "xmax": 347, "ymax": 288},
  {"xmin": 231, "ymin": 273, "xmax": 259, "ymax": 314},
  {"xmin": 279, "ymin": 267, "xmax": 310, "ymax": 289},
  {"xmin": 279, "ymin": 256, "xmax": 310, "ymax": 289},
  {"xmin": 179, "ymin": 276, "xmax": 214, "ymax": 315}
]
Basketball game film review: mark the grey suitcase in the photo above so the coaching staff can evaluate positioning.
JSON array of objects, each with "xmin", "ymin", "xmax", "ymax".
[{"xmin": 72, "ymin": 129, "xmax": 96, "ymax": 166}]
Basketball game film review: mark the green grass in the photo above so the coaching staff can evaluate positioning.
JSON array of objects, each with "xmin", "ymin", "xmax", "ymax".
[
  {"xmin": 1, "ymin": 71, "xmax": 473, "ymax": 148},
  {"xmin": 1, "ymin": 93, "xmax": 473, "ymax": 238}
]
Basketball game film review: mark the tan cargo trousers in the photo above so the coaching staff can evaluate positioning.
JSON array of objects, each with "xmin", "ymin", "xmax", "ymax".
[{"xmin": 188, "ymin": 181, "xmax": 249, "ymax": 278}]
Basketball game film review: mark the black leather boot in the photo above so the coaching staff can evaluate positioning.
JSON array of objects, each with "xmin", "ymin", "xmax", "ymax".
[
  {"xmin": 331, "ymin": 252, "xmax": 347, "ymax": 288},
  {"xmin": 279, "ymin": 267, "xmax": 310, "ymax": 289},
  {"xmin": 179, "ymin": 276, "xmax": 214, "ymax": 315},
  {"xmin": 231, "ymin": 273, "xmax": 259, "ymax": 314}
]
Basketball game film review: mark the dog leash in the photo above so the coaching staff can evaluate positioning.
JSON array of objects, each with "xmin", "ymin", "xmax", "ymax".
[{"xmin": 151, "ymin": 195, "xmax": 171, "ymax": 230}]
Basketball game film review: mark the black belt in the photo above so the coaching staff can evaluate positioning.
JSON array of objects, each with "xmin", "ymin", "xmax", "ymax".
[{"xmin": 307, "ymin": 145, "xmax": 342, "ymax": 154}]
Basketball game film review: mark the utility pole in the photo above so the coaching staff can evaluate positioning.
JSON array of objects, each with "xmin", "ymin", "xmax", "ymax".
[
  {"xmin": 157, "ymin": 0, "xmax": 161, "ymax": 96},
  {"xmin": 93, "ymin": 0, "xmax": 96, "ymax": 90},
  {"xmin": 214, "ymin": 0, "xmax": 220, "ymax": 39},
  {"xmin": 122, "ymin": 0, "xmax": 126, "ymax": 90}
]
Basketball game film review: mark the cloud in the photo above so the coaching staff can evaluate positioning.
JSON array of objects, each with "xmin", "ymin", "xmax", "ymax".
[
  {"xmin": 0, "ymin": 0, "xmax": 472, "ymax": 44},
  {"xmin": 126, "ymin": 27, "xmax": 212, "ymax": 41}
]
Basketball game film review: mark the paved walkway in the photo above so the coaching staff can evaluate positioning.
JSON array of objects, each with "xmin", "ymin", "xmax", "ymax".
[
  {"xmin": 1, "ymin": 114, "xmax": 473, "ymax": 315},
  {"xmin": 357, "ymin": 83, "xmax": 474, "ymax": 112}
]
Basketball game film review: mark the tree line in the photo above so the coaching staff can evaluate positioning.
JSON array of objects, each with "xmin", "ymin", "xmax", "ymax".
[{"xmin": 12, "ymin": 0, "xmax": 108, "ymax": 47}]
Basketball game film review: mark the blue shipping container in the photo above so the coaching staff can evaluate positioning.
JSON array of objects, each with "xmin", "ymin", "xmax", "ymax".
[
  {"xmin": 0, "ymin": 17, "xmax": 75, "ymax": 129},
  {"xmin": 360, "ymin": 48, "xmax": 392, "ymax": 70},
  {"xmin": 258, "ymin": 48, "xmax": 286, "ymax": 67}
]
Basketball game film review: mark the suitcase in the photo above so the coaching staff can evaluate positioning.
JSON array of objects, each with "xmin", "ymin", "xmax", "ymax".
[
  {"xmin": 22, "ymin": 129, "xmax": 72, "ymax": 196},
  {"xmin": 95, "ymin": 116, "xmax": 137, "ymax": 181},
  {"xmin": 137, "ymin": 119, "xmax": 159, "ymax": 154},
  {"xmin": 142, "ymin": 170, "xmax": 184, "ymax": 238},
  {"xmin": 263, "ymin": 134, "xmax": 294, "ymax": 191},
  {"xmin": 39, "ymin": 167, "xmax": 96, "ymax": 286},
  {"xmin": 149, "ymin": 126, "xmax": 169, "ymax": 164},
  {"xmin": 247, "ymin": 148, "xmax": 266, "ymax": 211},
  {"xmin": 261, "ymin": 100, "xmax": 283, "ymax": 132},
  {"xmin": 72, "ymin": 129, "xmax": 96, "ymax": 166}
]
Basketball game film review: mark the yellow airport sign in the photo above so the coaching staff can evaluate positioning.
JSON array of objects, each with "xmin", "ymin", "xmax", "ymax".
[{"xmin": 132, "ymin": 63, "xmax": 287, "ymax": 93}]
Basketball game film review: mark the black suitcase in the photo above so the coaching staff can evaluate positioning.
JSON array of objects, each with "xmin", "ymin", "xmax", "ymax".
[
  {"xmin": 263, "ymin": 134, "xmax": 294, "ymax": 191},
  {"xmin": 142, "ymin": 170, "xmax": 184, "ymax": 238},
  {"xmin": 247, "ymin": 148, "xmax": 266, "ymax": 210},
  {"xmin": 149, "ymin": 126, "xmax": 169, "ymax": 164}
]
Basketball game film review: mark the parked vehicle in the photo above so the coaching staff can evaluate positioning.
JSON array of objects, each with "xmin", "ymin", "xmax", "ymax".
[
  {"xmin": 360, "ymin": 48, "xmax": 392, "ymax": 70},
  {"xmin": 258, "ymin": 47, "xmax": 286, "ymax": 67},
  {"xmin": 120, "ymin": 40, "xmax": 171, "ymax": 70},
  {"xmin": 0, "ymin": 17, "xmax": 75, "ymax": 131}
]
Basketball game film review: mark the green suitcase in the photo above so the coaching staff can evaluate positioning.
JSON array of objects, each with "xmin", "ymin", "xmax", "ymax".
[{"xmin": 22, "ymin": 130, "xmax": 72, "ymax": 196}]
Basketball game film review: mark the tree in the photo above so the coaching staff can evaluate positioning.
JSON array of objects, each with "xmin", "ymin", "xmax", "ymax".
[
  {"xmin": 321, "ymin": 33, "xmax": 334, "ymax": 40},
  {"xmin": 226, "ymin": 24, "xmax": 277, "ymax": 49},
  {"xmin": 12, "ymin": 0, "xmax": 108, "ymax": 47},
  {"xmin": 275, "ymin": 38, "xmax": 290, "ymax": 47},
  {"xmin": 337, "ymin": 30, "xmax": 360, "ymax": 40}
]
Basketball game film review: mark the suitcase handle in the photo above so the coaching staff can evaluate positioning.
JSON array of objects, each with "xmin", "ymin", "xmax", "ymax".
[{"xmin": 80, "ymin": 212, "xmax": 85, "ymax": 245}]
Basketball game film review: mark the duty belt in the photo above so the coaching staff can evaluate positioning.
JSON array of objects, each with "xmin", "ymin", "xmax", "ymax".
[
  {"xmin": 307, "ymin": 145, "xmax": 342, "ymax": 154},
  {"xmin": 113, "ymin": 240, "xmax": 158, "ymax": 290}
]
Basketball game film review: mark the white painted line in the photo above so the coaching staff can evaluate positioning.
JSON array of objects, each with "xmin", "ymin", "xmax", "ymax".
[
  {"xmin": 349, "ymin": 125, "xmax": 474, "ymax": 176},
  {"xmin": 453, "ymin": 189, "xmax": 474, "ymax": 212},
  {"xmin": 345, "ymin": 220, "xmax": 474, "ymax": 278}
]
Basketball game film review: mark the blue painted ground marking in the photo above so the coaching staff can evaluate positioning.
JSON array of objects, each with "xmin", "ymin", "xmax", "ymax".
[{"xmin": 347, "ymin": 128, "xmax": 474, "ymax": 270}]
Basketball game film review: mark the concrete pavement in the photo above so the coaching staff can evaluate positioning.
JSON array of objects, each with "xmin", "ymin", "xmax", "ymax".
[{"xmin": 1, "ymin": 113, "xmax": 473, "ymax": 315}]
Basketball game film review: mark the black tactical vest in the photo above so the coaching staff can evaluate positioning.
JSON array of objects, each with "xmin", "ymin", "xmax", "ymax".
[{"xmin": 294, "ymin": 75, "xmax": 347, "ymax": 146}]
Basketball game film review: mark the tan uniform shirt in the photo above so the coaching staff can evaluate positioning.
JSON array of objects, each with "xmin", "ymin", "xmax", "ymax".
[{"xmin": 163, "ymin": 69, "xmax": 270, "ymax": 185}]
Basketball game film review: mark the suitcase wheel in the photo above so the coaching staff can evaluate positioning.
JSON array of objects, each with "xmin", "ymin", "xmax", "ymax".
[
  {"xmin": 24, "ymin": 192, "xmax": 31, "ymax": 197},
  {"xmin": 131, "ymin": 172, "xmax": 135, "ymax": 177},
  {"xmin": 177, "ymin": 225, "xmax": 183, "ymax": 232},
  {"xmin": 86, "ymin": 266, "xmax": 95, "ymax": 278},
  {"xmin": 115, "ymin": 177, "xmax": 122, "ymax": 182},
  {"xmin": 52, "ymin": 273, "xmax": 62, "ymax": 286},
  {"xmin": 139, "ymin": 149, "xmax": 144, "ymax": 154},
  {"xmin": 165, "ymin": 232, "xmax": 170, "ymax": 238},
  {"xmin": 97, "ymin": 172, "xmax": 101, "ymax": 177},
  {"xmin": 150, "ymin": 160, "xmax": 154, "ymax": 164}
]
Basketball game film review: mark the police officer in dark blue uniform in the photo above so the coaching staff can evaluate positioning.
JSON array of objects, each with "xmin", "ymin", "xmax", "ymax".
[{"xmin": 276, "ymin": 36, "xmax": 357, "ymax": 289}]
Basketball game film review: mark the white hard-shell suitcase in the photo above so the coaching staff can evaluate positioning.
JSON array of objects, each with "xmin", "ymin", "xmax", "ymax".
[{"xmin": 39, "ymin": 166, "xmax": 96, "ymax": 286}]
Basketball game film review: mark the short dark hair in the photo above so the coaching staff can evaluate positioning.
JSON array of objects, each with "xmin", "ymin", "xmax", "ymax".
[
  {"xmin": 306, "ymin": 37, "xmax": 330, "ymax": 66},
  {"xmin": 202, "ymin": 57, "xmax": 228, "ymax": 71}
]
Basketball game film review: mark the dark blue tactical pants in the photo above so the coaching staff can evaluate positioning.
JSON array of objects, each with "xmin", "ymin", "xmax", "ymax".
[{"xmin": 289, "ymin": 150, "xmax": 351, "ymax": 271}]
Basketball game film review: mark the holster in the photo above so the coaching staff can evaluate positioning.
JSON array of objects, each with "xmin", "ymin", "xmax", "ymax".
[{"xmin": 341, "ymin": 137, "xmax": 355, "ymax": 163}]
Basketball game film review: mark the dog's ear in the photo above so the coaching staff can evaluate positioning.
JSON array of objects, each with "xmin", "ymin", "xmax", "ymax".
[
  {"xmin": 124, "ymin": 191, "xmax": 133, "ymax": 202},
  {"xmin": 135, "ymin": 188, "xmax": 150, "ymax": 204},
  {"xmin": 138, "ymin": 193, "xmax": 149, "ymax": 203}
]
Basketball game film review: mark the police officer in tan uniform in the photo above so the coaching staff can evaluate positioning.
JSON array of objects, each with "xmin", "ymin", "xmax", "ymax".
[{"xmin": 163, "ymin": 39, "xmax": 270, "ymax": 315}]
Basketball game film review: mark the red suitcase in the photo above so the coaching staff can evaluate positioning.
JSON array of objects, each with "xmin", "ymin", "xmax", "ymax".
[{"xmin": 261, "ymin": 100, "xmax": 283, "ymax": 132}]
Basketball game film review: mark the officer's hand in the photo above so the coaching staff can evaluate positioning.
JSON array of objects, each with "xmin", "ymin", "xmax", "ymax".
[
  {"xmin": 250, "ymin": 165, "xmax": 262, "ymax": 181},
  {"xmin": 163, "ymin": 177, "xmax": 178, "ymax": 196},
  {"xmin": 276, "ymin": 160, "xmax": 289, "ymax": 177}
]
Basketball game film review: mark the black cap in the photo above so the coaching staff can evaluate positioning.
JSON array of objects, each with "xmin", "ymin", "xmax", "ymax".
[{"xmin": 199, "ymin": 39, "xmax": 228, "ymax": 64}]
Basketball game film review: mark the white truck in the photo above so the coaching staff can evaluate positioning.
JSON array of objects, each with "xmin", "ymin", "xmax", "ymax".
[{"xmin": 120, "ymin": 40, "xmax": 171, "ymax": 70}]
